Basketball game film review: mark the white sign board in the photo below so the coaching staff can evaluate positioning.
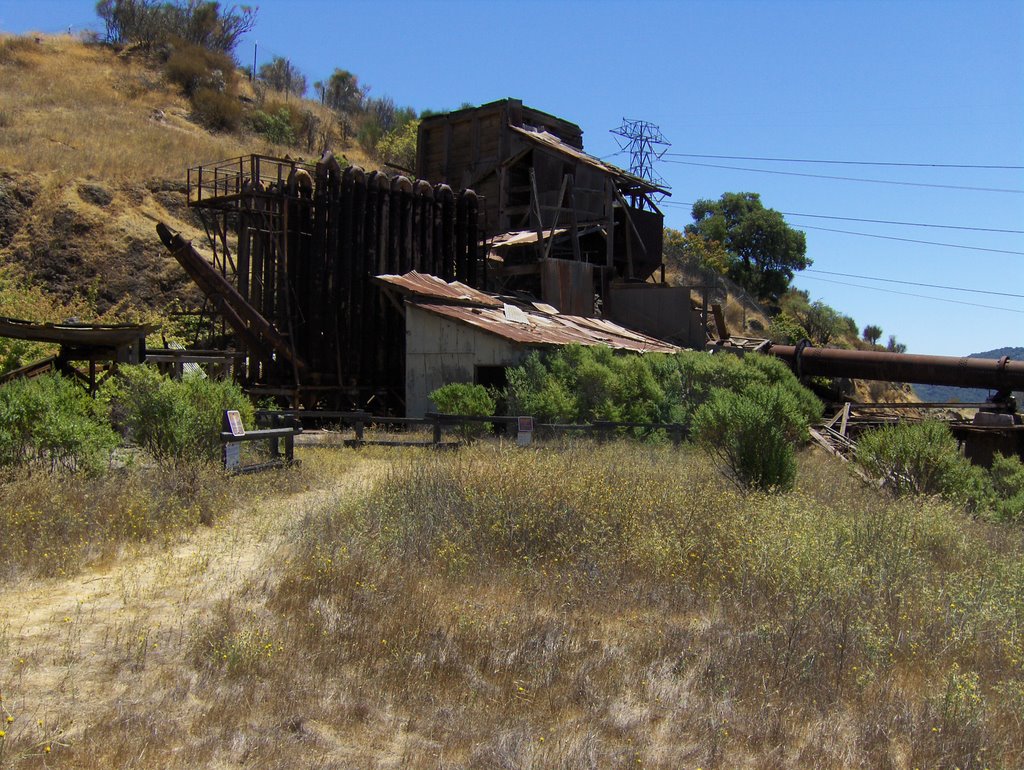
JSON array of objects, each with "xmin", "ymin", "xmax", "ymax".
[
  {"xmin": 224, "ymin": 442, "xmax": 241, "ymax": 470},
  {"xmin": 517, "ymin": 416, "xmax": 534, "ymax": 447},
  {"xmin": 225, "ymin": 409, "xmax": 245, "ymax": 437}
]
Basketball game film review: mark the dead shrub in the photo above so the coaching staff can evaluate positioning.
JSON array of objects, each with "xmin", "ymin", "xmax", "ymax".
[
  {"xmin": 0, "ymin": 36, "xmax": 39, "ymax": 67},
  {"xmin": 163, "ymin": 42, "xmax": 233, "ymax": 95}
]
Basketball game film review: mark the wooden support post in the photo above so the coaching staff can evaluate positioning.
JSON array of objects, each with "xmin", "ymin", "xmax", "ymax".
[
  {"xmin": 528, "ymin": 167, "xmax": 546, "ymax": 260},
  {"xmin": 605, "ymin": 178, "xmax": 615, "ymax": 268},
  {"xmin": 711, "ymin": 303, "xmax": 729, "ymax": 340},
  {"xmin": 543, "ymin": 174, "xmax": 570, "ymax": 261},
  {"xmin": 566, "ymin": 174, "xmax": 582, "ymax": 262},
  {"xmin": 701, "ymin": 287, "xmax": 709, "ymax": 337},
  {"xmin": 432, "ymin": 414, "xmax": 442, "ymax": 445},
  {"xmin": 671, "ymin": 424, "xmax": 683, "ymax": 448}
]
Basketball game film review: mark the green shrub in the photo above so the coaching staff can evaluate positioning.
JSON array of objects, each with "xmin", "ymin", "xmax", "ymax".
[
  {"xmin": 105, "ymin": 366, "xmax": 253, "ymax": 462},
  {"xmin": 738, "ymin": 351, "xmax": 824, "ymax": 425},
  {"xmin": 429, "ymin": 382, "xmax": 495, "ymax": 439},
  {"xmin": 375, "ymin": 118, "xmax": 419, "ymax": 170},
  {"xmin": 0, "ymin": 374, "xmax": 118, "ymax": 474},
  {"xmin": 987, "ymin": 452, "xmax": 1024, "ymax": 522},
  {"xmin": 768, "ymin": 312, "xmax": 810, "ymax": 345},
  {"xmin": 247, "ymin": 107, "xmax": 296, "ymax": 145},
  {"xmin": 505, "ymin": 353, "xmax": 578, "ymax": 423},
  {"xmin": 855, "ymin": 421, "xmax": 988, "ymax": 505},
  {"xmin": 505, "ymin": 346, "xmax": 821, "ymax": 441},
  {"xmin": 691, "ymin": 383, "xmax": 805, "ymax": 492}
]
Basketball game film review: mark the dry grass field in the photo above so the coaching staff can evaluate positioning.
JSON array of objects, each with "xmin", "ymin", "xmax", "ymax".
[{"xmin": 1, "ymin": 441, "xmax": 1021, "ymax": 769}]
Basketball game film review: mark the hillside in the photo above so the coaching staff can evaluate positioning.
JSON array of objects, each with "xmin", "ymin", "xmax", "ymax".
[{"xmin": 0, "ymin": 33, "xmax": 373, "ymax": 325}]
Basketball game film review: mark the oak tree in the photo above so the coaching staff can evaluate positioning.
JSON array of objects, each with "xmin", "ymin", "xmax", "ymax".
[{"xmin": 685, "ymin": 192, "xmax": 809, "ymax": 301}]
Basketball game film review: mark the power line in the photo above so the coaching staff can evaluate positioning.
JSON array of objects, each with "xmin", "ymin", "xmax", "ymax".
[
  {"xmin": 798, "ymin": 224, "xmax": 1024, "ymax": 256},
  {"xmin": 778, "ymin": 211, "xmax": 1024, "ymax": 235},
  {"xmin": 804, "ymin": 269, "xmax": 1024, "ymax": 299},
  {"xmin": 660, "ymin": 159, "xmax": 1024, "ymax": 194},
  {"xmin": 661, "ymin": 201, "xmax": 1024, "ymax": 255},
  {"xmin": 800, "ymin": 276, "xmax": 1024, "ymax": 315},
  {"xmin": 662, "ymin": 152, "xmax": 1024, "ymax": 170},
  {"xmin": 661, "ymin": 200, "xmax": 1024, "ymax": 233}
]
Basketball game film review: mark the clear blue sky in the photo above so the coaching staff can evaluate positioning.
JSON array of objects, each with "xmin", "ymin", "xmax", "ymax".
[{"xmin": 3, "ymin": 0, "xmax": 1022, "ymax": 357}]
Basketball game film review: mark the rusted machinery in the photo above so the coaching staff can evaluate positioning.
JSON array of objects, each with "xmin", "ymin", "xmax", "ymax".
[
  {"xmin": 164, "ymin": 152, "xmax": 480, "ymax": 410},
  {"xmin": 766, "ymin": 342, "xmax": 1024, "ymax": 465},
  {"xmin": 768, "ymin": 344, "xmax": 1024, "ymax": 398}
]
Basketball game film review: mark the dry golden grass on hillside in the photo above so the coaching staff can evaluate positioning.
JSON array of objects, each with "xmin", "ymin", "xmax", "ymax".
[
  {"xmin": 2, "ymin": 442, "xmax": 1022, "ymax": 769},
  {"xmin": 0, "ymin": 34, "xmax": 373, "ymax": 182},
  {"xmin": 0, "ymin": 33, "xmax": 376, "ymax": 323}
]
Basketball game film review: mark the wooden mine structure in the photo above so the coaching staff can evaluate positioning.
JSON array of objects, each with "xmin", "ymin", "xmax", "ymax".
[
  {"xmin": 0, "ymin": 317, "xmax": 150, "ymax": 394},
  {"xmin": 417, "ymin": 99, "xmax": 672, "ymax": 319},
  {"xmin": 170, "ymin": 152, "xmax": 480, "ymax": 410}
]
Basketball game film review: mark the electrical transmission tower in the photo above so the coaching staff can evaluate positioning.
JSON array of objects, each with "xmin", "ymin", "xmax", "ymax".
[{"xmin": 610, "ymin": 118, "xmax": 671, "ymax": 209}]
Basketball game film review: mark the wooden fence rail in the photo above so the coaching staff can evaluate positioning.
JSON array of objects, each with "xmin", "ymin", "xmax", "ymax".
[
  {"xmin": 254, "ymin": 410, "xmax": 688, "ymax": 448},
  {"xmin": 220, "ymin": 425, "xmax": 300, "ymax": 472}
]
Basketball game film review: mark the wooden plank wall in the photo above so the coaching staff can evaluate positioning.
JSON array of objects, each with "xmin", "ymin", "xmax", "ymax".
[{"xmin": 235, "ymin": 158, "xmax": 479, "ymax": 406}]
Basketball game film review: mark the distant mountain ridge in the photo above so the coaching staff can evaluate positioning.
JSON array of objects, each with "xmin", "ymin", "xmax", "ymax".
[{"xmin": 913, "ymin": 347, "xmax": 1024, "ymax": 403}]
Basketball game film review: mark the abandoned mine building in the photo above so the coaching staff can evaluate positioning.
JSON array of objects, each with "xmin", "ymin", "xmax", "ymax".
[
  {"xmin": 161, "ymin": 98, "xmax": 706, "ymax": 415},
  {"xmin": 416, "ymin": 99, "xmax": 704, "ymax": 349}
]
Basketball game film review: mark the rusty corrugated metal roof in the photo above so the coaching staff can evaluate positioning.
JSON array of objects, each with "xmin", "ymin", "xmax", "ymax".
[
  {"xmin": 375, "ymin": 271, "xmax": 504, "ymax": 308},
  {"xmin": 509, "ymin": 125, "xmax": 671, "ymax": 196},
  {"xmin": 413, "ymin": 303, "xmax": 679, "ymax": 354},
  {"xmin": 376, "ymin": 270, "xmax": 678, "ymax": 353},
  {"xmin": 489, "ymin": 228, "xmax": 569, "ymax": 248}
]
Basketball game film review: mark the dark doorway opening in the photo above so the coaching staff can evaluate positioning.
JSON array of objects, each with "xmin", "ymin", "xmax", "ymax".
[{"xmin": 476, "ymin": 365, "xmax": 509, "ymax": 432}]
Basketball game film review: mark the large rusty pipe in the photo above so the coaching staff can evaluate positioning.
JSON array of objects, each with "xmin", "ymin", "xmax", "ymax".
[{"xmin": 768, "ymin": 344, "xmax": 1024, "ymax": 392}]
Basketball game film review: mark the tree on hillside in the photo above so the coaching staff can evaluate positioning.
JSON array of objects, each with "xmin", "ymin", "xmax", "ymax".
[
  {"xmin": 376, "ymin": 119, "xmax": 420, "ymax": 172},
  {"xmin": 863, "ymin": 324, "xmax": 883, "ymax": 345},
  {"xmin": 685, "ymin": 192, "xmax": 809, "ymax": 302},
  {"xmin": 258, "ymin": 56, "xmax": 307, "ymax": 97},
  {"xmin": 315, "ymin": 69, "xmax": 365, "ymax": 114},
  {"xmin": 357, "ymin": 96, "xmax": 417, "ymax": 154},
  {"xmin": 779, "ymin": 289, "xmax": 845, "ymax": 346},
  {"xmin": 96, "ymin": 0, "xmax": 256, "ymax": 56},
  {"xmin": 662, "ymin": 227, "xmax": 730, "ymax": 276},
  {"xmin": 887, "ymin": 335, "xmax": 907, "ymax": 354}
]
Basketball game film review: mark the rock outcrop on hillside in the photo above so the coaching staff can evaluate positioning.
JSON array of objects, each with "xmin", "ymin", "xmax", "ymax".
[{"xmin": 0, "ymin": 170, "xmax": 203, "ymax": 315}]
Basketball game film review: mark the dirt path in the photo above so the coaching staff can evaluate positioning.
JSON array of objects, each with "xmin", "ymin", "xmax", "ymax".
[{"xmin": 0, "ymin": 458, "xmax": 379, "ymax": 748}]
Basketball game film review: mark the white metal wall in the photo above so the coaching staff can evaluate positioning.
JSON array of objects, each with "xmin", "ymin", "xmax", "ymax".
[{"xmin": 405, "ymin": 305, "xmax": 533, "ymax": 417}]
